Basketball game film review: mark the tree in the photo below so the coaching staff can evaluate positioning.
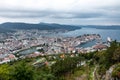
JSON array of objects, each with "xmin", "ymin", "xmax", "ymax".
[
  {"xmin": 51, "ymin": 57, "xmax": 80, "ymax": 77},
  {"xmin": 0, "ymin": 64, "xmax": 10, "ymax": 80},
  {"xmin": 38, "ymin": 48, "xmax": 44, "ymax": 53},
  {"xmin": 105, "ymin": 41, "xmax": 118, "ymax": 67},
  {"xmin": 36, "ymin": 70, "xmax": 56, "ymax": 80},
  {"xmin": 112, "ymin": 47, "xmax": 120, "ymax": 62},
  {"xmin": 11, "ymin": 61, "xmax": 35, "ymax": 80}
]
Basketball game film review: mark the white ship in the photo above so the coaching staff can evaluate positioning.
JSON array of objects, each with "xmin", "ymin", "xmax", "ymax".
[{"xmin": 107, "ymin": 37, "xmax": 112, "ymax": 42}]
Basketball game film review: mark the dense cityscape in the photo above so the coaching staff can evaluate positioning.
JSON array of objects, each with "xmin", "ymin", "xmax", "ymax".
[{"xmin": 0, "ymin": 29, "xmax": 108, "ymax": 64}]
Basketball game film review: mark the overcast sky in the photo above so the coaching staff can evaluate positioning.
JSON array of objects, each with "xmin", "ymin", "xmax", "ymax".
[{"xmin": 0, "ymin": 0, "xmax": 120, "ymax": 25}]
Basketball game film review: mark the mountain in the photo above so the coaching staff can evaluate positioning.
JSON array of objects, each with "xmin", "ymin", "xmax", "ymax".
[
  {"xmin": 0, "ymin": 27, "xmax": 15, "ymax": 33},
  {"xmin": 80, "ymin": 25, "xmax": 120, "ymax": 30},
  {"xmin": 0, "ymin": 22, "xmax": 81, "ymax": 33}
]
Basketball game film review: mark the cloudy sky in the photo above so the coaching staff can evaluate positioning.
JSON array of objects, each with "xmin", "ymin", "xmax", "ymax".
[{"xmin": 0, "ymin": 0, "xmax": 120, "ymax": 25}]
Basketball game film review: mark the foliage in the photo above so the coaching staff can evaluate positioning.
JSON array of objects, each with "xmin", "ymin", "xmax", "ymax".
[
  {"xmin": 51, "ymin": 56, "xmax": 81, "ymax": 77},
  {"xmin": 35, "ymin": 68, "xmax": 56, "ymax": 80},
  {"xmin": 11, "ymin": 61, "xmax": 35, "ymax": 80},
  {"xmin": 112, "ymin": 63, "xmax": 120, "ymax": 79},
  {"xmin": 81, "ymin": 52, "xmax": 95, "ymax": 60},
  {"xmin": 37, "ymin": 48, "xmax": 44, "ymax": 53},
  {"xmin": 0, "ymin": 64, "xmax": 11, "ymax": 80},
  {"xmin": 112, "ymin": 47, "xmax": 120, "ymax": 62}
]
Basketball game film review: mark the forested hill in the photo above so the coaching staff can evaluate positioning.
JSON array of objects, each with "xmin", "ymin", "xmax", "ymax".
[{"xmin": 0, "ymin": 22, "xmax": 81, "ymax": 32}]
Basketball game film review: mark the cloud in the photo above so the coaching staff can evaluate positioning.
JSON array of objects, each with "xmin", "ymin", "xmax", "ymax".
[
  {"xmin": 0, "ymin": 0, "xmax": 119, "ymax": 25},
  {"xmin": 0, "ymin": 10, "xmax": 104, "ymax": 19},
  {"xmin": 0, "ymin": 10, "xmax": 52, "ymax": 18}
]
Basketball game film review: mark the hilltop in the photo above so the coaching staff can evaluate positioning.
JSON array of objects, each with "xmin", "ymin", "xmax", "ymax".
[{"xmin": 0, "ymin": 22, "xmax": 81, "ymax": 33}]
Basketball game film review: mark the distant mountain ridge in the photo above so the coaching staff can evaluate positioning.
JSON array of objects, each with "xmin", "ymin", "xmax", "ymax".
[
  {"xmin": 0, "ymin": 22, "xmax": 81, "ymax": 33},
  {"xmin": 80, "ymin": 25, "xmax": 120, "ymax": 30},
  {"xmin": 0, "ymin": 22, "xmax": 120, "ymax": 33}
]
